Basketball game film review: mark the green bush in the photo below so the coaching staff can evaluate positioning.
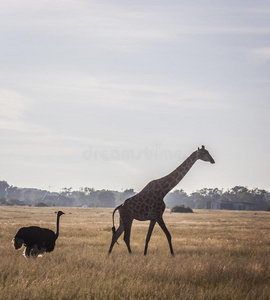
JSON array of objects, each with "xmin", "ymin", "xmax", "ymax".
[{"xmin": 171, "ymin": 205, "xmax": 193, "ymax": 213}]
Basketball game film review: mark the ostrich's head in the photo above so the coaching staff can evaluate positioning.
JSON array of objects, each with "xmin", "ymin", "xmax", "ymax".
[
  {"xmin": 13, "ymin": 236, "xmax": 24, "ymax": 249},
  {"xmin": 197, "ymin": 145, "xmax": 215, "ymax": 164},
  {"xmin": 58, "ymin": 211, "xmax": 65, "ymax": 217}
]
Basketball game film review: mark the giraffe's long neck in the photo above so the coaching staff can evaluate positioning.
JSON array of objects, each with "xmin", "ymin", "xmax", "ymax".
[
  {"xmin": 141, "ymin": 151, "xmax": 198, "ymax": 198},
  {"xmin": 162, "ymin": 151, "xmax": 198, "ymax": 191}
]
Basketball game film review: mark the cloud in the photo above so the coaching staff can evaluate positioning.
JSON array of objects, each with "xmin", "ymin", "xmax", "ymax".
[
  {"xmin": 0, "ymin": 1, "xmax": 177, "ymax": 54},
  {"xmin": 73, "ymin": 74, "xmax": 232, "ymax": 112},
  {"xmin": 2, "ymin": 0, "xmax": 270, "ymax": 60},
  {"xmin": 178, "ymin": 26, "xmax": 270, "ymax": 35},
  {"xmin": 27, "ymin": 71, "xmax": 229, "ymax": 116},
  {"xmin": 0, "ymin": 89, "xmax": 47, "ymax": 136},
  {"xmin": 0, "ymin": 89, "xmax": 32, "ymax": 131},
  {"xmin": 249, "ymin": 47, "xmax": 270, "ymax": 64}
]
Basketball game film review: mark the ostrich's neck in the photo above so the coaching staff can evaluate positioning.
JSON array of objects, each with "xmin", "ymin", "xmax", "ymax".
[{"xmin": 55, "ymin": 215, "xmax": 60, "ymax": 240}]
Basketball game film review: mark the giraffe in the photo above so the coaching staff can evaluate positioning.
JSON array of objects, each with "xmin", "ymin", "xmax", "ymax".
[{"xmin": 108, "ymin": 145, "xmax": 215, "ymax": 255}]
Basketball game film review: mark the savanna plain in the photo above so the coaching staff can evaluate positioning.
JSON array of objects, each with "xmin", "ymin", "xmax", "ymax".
[{"xmin": 1, "ymin": 206, "xmax": 270, "ymax": 300}]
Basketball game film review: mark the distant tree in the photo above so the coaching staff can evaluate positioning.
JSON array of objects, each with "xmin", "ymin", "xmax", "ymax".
[
  {"xmin": 0, "ymin": 181, "xmax": 9, "ymax": 198},
  {"xmin": 249, "ymin": 188, "xmax": 270, "ymax": 210},
  {"xmin": 190, "ymin": 191, "xmax": 205, "ymax": 209},
  {"xmin": 165, "ymin": 189, "xmax": 189, "ymax": 208},
  {"xmin": 221, "ymin": 186, "xmax": 252, "ymax": 204},
  {"xmin": 190, "ymin": 188, "xmax": 222, "ymax": 209},
  {"xmin": 230, "ymin": 186, "xmax": 253, "ymax": 202},
  {"xmin": 97, "ymin": 190, "xmax": 116, "ymax": 207},
  {"xmin": 35, "ymin": 202, "xmax": 48, "ymax": 207},
  {"xmin": 78, "ymin": 187, "xmax": 95, "ymax": 196},
  {"xmin": 7, "ymin": 199, "xmax": 25, "ymax": 206},
  {"xmin": 77, "ymin": 187, "xmax": 98, "ymax": 207},
  {"xmin": 85, "ymin": 190, "xmax": 99, "ymax": 207},
  {"xmin": 55, "ymin": 195, "xmax": 74, "ymax": 207},
  {"xmin": 120, "ymin": 189, "xmax": 136, "ymax": 201},
  {"xmin": 21, "ymin": 189, "xmax": 34, "ymax": 204},
  {"xmin": 218, "ymin": 186, "xmax": 270, "ymax": 210},
  {"xmin": 7, "ymin": 185, "xmax": 21, "ymax": 200},
  {"xmin": 0, "ymin": 198, "xmax": 9, "ymax": 205},
  {"xmin": 61, "ymin": 187, "xmax": 73, "ymax": 197}
]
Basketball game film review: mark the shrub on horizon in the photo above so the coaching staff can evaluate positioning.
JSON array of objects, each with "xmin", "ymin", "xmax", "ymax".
[{"xmin": 171, "ymin": 205, "xmax": 193, "ymax": 213}]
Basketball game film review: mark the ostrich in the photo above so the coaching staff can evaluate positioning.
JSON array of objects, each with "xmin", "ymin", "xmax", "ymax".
[{"xmin": 13, "ymin": 211, "xmax": 65, "ymax": 258}]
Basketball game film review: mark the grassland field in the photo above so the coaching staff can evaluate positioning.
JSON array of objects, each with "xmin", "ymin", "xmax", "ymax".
[{"xmin": 1, "ymin": 206, "xmax": 270, "ymax": 300}]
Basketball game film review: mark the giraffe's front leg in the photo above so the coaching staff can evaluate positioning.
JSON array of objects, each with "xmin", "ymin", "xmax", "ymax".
[
  {"xmin": 157, "ymin": 218, "xmax": 174, "ymax": 256},
  {"xmin": 144, "ymin": 220, "xmax": 156, "ymax": 255}
]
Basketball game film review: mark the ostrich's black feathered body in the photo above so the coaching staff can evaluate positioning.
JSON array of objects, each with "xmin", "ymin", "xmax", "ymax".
[
  {"xmin": 13, "ymin": 211, "xmax": 64, "ymax": 257},
  {"xmin": 15, "ymin": 226, "xmax": 45, "ymax": 248},
  {"xmin": 41, "ymin": 228, "xmax": 57, "ymax": 252}
]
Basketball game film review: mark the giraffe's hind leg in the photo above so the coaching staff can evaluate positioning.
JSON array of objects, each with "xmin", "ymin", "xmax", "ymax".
[
  {"xmin": 108, "ymin": 221, "xmax": 124, "ymax": 254},
  {"xmin": 123, "ymin": 219, "xmax": 133, "ymax": 254},
  {"xmin": 144, "ymin": 220, "xmax": 156, "ymax": 255},
  {"xmin": 157, "ymin": 218, "xmax": 174, "ymax": 256}
]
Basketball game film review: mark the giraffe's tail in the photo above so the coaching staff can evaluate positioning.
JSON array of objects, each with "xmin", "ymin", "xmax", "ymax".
[{"xmin": 111, "ymin": 204, "xmax": 122, "ymax": 235}]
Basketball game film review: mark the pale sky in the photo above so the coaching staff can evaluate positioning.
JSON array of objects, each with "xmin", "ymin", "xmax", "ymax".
[{"xmin": 1, "ymin": 0, "xmax": 270, "ymax": 194}]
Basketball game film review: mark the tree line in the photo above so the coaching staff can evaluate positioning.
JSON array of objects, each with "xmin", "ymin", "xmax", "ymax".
[
  {"xmin": 1, "ymin": 180, "xmax": 270, "ymax": 210},
  {"xmin": 165, "ymin": 186, "xmax": 270, "ymax": 211}
]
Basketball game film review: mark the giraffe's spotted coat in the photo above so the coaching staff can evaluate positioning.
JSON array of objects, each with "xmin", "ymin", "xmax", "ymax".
[{"xmin": 109, "ymin": 146, "xmax": 215, "ymax": 255}]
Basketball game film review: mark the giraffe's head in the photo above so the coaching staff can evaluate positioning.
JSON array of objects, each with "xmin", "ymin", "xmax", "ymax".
[{"xmin": 197, "ymin": 145, "xmax": 215, "ymax": 164}]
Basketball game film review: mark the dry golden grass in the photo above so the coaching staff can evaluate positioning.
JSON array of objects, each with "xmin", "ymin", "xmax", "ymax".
[{"xmin": 1, "ymin": 206, "xmax": 270, "ymax": 299}]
